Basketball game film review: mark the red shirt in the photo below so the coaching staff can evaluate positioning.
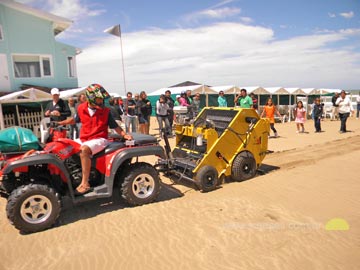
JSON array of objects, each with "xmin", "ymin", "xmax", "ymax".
[{"xmin": 77, "ymin": 102, "xmax": 110, "ymax": 141}]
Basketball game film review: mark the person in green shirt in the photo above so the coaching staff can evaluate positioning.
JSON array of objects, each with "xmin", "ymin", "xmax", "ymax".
[
  {"xmin": 174, "ymin": 95, "xmax": 181, "ymax": 106},
  {"xmin": 217, "ymin": 91, "xmax": 227, "ymax": 107},
  {"xmin": 234, "ymin": 88, "xmax": 253, "ymax": 108}
]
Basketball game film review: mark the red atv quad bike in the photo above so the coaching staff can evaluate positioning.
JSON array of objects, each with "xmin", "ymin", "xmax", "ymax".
[{"xmin": 0, "ymin": 124, "xmax": 165, "ymax": 233}]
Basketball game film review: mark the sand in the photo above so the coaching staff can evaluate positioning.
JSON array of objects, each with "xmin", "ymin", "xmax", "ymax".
[{"xmin": 0, "ymin": 116, "xmax": 359, "ymax": 270}]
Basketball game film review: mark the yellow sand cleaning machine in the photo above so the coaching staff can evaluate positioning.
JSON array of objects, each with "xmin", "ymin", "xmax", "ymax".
[{"xmin": 159, "ymin": 107, "xmax": 270, "ymax": 191}]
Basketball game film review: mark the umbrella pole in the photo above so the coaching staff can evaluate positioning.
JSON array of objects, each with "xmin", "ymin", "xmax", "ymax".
[
  {"xmin": 0, "ymin": 104, "xmax": 4, "ymax": 130},
  {"xmin": 16, "ymin": 105, "xmax": 20, "ymax": 127},
  {"xmin": 288, "ymin": 95, "xmax": 291, "ymax": 122}
]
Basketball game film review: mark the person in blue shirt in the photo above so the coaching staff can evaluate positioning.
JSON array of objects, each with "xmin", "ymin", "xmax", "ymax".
[
  {"xmin": 217, "ymin": 91, "xmax": 227, "ymax": 107},
  {"xmin": 313, "ymin": 98, "xmax": 324, "ymax": 133}
]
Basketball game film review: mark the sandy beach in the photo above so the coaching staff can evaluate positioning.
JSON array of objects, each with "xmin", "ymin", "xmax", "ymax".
[{"xmin": 0, "ymin": 116, "xmax": 359, "ymax": 270}]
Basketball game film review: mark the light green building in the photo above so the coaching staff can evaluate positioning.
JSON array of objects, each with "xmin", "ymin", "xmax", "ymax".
[{"xmin": 0, "ymin": 0, "xmax": 80, "ymax": 92}]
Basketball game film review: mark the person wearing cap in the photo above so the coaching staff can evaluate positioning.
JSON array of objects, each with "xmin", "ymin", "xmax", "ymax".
[
  {"xmin": 336, "ymin": 90, "xmax": 354, "ymax": 133},
  {"xmin": 217, "ymin": 91, "xmax": 227, "ymax": 107},
  {"xmin": 234, "ymin": 88, "xmax": 253, "ymax": 108},
  {"xmin": 58, "ymin": 83, "xmax": 132, "ymax": 195},
  {"xmin": 44, "ymin": 88, "xmax": 71, "ymax": 121},
  {"xmin": 174, "ymin": 95, "xmax": 181, "ymax": 106}
]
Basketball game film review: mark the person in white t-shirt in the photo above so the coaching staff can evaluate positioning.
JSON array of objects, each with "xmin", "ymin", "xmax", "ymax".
[
  {"xmin": 335, "ymin": 90, "xmax": 354, "ymax": 133},
  {"xmin": 356, "ymin": 92, "xmax": 360, "ymax": 119}
]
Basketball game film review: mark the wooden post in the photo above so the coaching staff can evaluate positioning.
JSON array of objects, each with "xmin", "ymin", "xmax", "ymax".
[{"xmin": 0, "ymin": 104, "xmax": 4, "ymax": 130}]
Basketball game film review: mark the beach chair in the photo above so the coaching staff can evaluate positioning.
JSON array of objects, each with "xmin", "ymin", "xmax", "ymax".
[
  {"xmin": 40, "ymin": 117, "xmax": 50, "ymax": 143},
  {"xmin": 324, "ymin": 106, "xmax": 333, "ymax": 119}
]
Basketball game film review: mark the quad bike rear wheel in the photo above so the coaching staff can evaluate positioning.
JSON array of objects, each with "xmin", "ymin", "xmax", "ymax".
[
  {"xmin": 195, "ymin": 165, "xmax": 218, "ymax": 192},
  {"xmin": 231, "ymin": 152, "xmax": 257, "ymax": 181},
  {"xmin": 6, "ymin": 184, "xmax": 61, "ymax": 233},
  {"xmin": 121, "ymin": 162, "xmax": 161, "ymax": 206}
]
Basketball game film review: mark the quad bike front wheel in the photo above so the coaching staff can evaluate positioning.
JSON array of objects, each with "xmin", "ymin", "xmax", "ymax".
[
  {"xmin": 121, "ymin": 162, "xmax": 161, "ymax": 206},
  {"xmin": 6, "ymin": 184, "xmax": 61, "ymax": 233}
]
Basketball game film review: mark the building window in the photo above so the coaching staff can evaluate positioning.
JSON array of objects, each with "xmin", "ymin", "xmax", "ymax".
[
  {"xmin": 13, "ymin": 55, "xmax": 53, "ymax": 78},
  {"xmin": 0, "ymin": 25, "xmax": 3, "ymax": 40},
  {"xmin": 42, "ymin": 57, "xmax": 51, "ymax": 76},
  {"xmin": 67, "ymin": 56, "xmax": 77, "ymax": 77}
]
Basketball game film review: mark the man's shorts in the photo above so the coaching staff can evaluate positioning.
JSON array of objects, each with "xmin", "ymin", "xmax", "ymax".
[
  {"xmin": 138, "ymin": 116, "xmax": 148, "ymax": 124},
  {"xmin": 75, "ymin": 138, "xmax": 110, "ymax": 155}
]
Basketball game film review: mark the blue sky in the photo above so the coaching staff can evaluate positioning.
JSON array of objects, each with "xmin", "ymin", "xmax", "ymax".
[{"xmin": 18, "ymin": 0, "xmax": 360, "ymax": 94}]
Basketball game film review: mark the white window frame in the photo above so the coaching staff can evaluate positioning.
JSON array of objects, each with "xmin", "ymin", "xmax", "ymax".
[
  {"xmin": 41, "ymin": 56, "xmax": 52, "ymax": 77},
  {"xmin": 0, "ymin": 24, "xmax": 4, "ymax": 41},
  {"xmin": 67, "ymin": 56, "xmax": 77, "ymax": 78},
  {"xmin": 12, "ymin": 54, "xmax": 54, "ymax": 78}
]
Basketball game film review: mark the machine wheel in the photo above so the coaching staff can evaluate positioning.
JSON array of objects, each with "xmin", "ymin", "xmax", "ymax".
[
  {"xmin": 121, "ymin": 162, "xmax": 161, "ymax": 206},
  {"xmin": 195, "ymin": 165, "xmax": 218, "ymax": 192},
  {"xmin": 6, "ymin": 184, "xmax": 61, "ymax": 233},
  {"xmin": 231, "ymin": 153, "xmax": 257, "ymax": 181}
]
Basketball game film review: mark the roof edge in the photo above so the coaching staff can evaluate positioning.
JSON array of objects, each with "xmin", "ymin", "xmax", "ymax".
[{"xmin": 1, "ymin": 0, "xmax": 72, "ymax": 34}]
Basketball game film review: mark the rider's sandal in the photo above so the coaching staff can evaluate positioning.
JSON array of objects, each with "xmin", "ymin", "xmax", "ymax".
[{"xmin": 74, "ymin": 185, "xmax": 93, "ymax": 196}]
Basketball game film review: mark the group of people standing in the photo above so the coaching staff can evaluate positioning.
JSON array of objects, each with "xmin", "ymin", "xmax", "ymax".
[
  {"xmin": 44, "ymin": 88, "xmax": 87, "ymax": 140},
  {"xmin": 216, "ymin": 87, "xmax": 356, "ymax": 137},
  {"xmin": 290, "ymin": 90, "xmax": 355, "ymax": 135},
  {"xmin": 47, "ymin": 87, "xmax": 205, "ymax": 140},
  {"xmin": 107, "ymin": 91, "xmax": 152, "ymax": 135},
  {"xmin": 46, "ymin": 86, "xmax": 357, "ymax": 143},
  {"xmin": 156, "ymin": 89, "xmax": 202, "ymax": 137}
]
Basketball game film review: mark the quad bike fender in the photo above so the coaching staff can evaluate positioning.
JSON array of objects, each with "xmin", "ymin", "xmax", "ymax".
[
  {"xmin": 2, "ymin": 154, "xmax": 71, "ymax": 182},
  {"xmin": 104, "ymin": 145, "xmax": 166, "ymax": 190}
]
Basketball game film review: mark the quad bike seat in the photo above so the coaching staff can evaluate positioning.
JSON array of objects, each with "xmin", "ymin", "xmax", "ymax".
[
  {"xmin": 108, "ymin": 133, "xmax": 158, "ymax": 146},
  {"xmin": 104, "ymin": 142, "xmax": 126, "ymax": 154},
  {"xmin": 93, "ymin": 142, "xmax": 126, "ymax": 158},
  {"xmin": 94, "ymin": 133, "xmax": 158, "ymax": 158}
]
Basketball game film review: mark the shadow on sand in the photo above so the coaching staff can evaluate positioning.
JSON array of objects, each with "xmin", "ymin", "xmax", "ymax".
[
  {"xmin": 44, "ymin": 163, "xmax": 280, "ymax": 232},
  {"xmin": 54, "ymin": 182, "xmax": 184, "ymax": 231}
]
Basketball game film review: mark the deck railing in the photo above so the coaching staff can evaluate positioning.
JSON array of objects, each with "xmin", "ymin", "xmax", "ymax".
[{"xmin": 2, "ymin": 112, "xmax": 42, "ymax": 137}]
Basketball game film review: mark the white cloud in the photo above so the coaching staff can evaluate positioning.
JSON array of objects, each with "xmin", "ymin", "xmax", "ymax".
[
  {"xmin": 240, "ymin": 17, "xmax": 253, "ymax": 24},
  {"xmin": 77, "ymin": 22, "xmax": 360, "ymax": 94},
  {"xmin": 16, "ymin": 0, "xmax": 35, "ymax": 3},
  {"xmin": 16, "ymin": 0, "xmax": 106, "ymax": 20},
  {"xmin": 328, "ymin": 13, "xmax": 336, "ymax": 18},
  {"xmin": 183, "ymin": 7, "xmax": 241, "ymax": 23},
  {"xmin": 339, "ymin": 11, "xmax": 354, "ymax": 19},
  {"xmin": 49, "ymin": 0, "xmax": 106, "ymax": 20},
  {"xmin": 211, "ymin": 0, "xmax": 236, "ymax": 9}
]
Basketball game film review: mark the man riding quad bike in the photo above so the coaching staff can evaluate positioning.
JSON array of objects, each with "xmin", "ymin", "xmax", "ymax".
[{"xmin": 0, "ymin": 84, "xmax": 165, "ymax": 233}]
